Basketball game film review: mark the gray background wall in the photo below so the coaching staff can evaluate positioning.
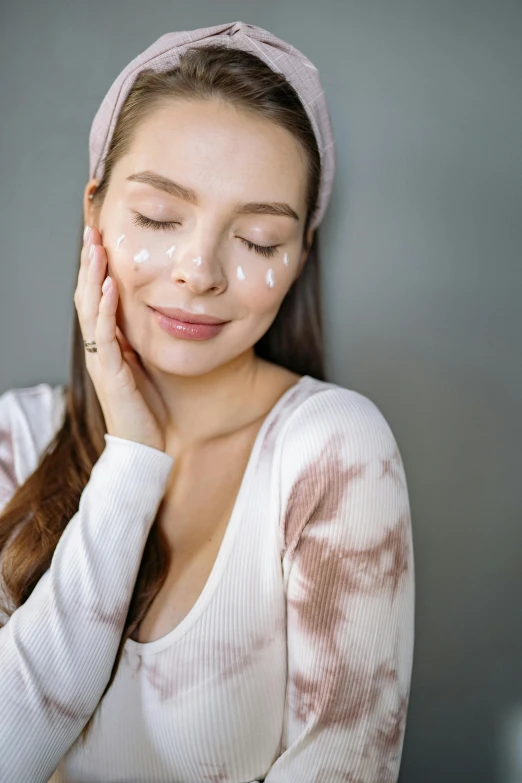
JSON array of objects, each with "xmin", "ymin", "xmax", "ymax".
[{"xmin": 1, "ymin": 1, "xmax": 521, "ymax": 781}]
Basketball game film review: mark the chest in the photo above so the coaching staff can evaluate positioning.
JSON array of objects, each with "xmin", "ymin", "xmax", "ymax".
[{"xmin": 130, "ymin": 423, "xmax": 263, "ymax": 644}]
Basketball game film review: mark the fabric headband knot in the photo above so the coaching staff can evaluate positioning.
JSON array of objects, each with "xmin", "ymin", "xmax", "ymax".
[{"xmin": 88, "ymin": 20, "xmax": 335, "ymax": 231}]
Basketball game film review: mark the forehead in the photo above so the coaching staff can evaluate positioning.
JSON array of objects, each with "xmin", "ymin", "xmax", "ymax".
[{"xmin": 122, "ymin": 98, "xmax": 308, "ymax": 206}]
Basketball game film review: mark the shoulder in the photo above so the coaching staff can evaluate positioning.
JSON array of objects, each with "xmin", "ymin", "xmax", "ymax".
[
  {"xmin": 0, "ymin": 382, "xmax": 67, "ymax": 487},
  {"xmin": 279, "ymin": 382, "xmax": 401, "ymax": 460},
  {"xmin": 276, "ymin": 382, "xmax": 411, "ymax": 554},
  {"xmin": 0, "ymin": 381, "xmax": 66, "ymax": 436}
]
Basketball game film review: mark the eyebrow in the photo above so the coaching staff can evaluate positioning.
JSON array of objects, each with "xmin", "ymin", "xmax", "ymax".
[{"xmin": 125, "ymin": 170, "xmax": 300, "ymax": 221}]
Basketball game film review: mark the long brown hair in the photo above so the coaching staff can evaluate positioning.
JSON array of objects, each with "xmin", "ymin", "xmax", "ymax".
[{"xmin": 0, "ymin": 44, "xmax": 326, "ymax": 743}]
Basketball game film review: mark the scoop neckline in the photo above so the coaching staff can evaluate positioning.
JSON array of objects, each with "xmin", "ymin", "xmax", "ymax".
[{"xmin": 125, "ymin": 373, "xmax": 312, "ymax": 656}]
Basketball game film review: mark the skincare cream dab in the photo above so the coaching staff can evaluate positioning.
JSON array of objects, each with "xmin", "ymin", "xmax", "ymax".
[
  {"xmin": 266, "ymin": 268, "xmax": 275, "ymax": 288},
  {"xmin": 237, "ymin": 266, "xmax": 246, "ymax": 281},
  {"xmin": 283, "ymin": 252, "xmax": 289, "ymax": 267},
  {"xmin": 192, "ymin": 256, "xmax": 202, "ymax": 266},
  {"xmin": 133, "ymin": 248, "xmax": 150, "ymax": 264},
  {"xmin": 166, "ymin": 245, "xmax": 176, "ymax": 258},
  {"xmin": 116, "ymin": 234, "xmax": 125, "ymax": 249}
]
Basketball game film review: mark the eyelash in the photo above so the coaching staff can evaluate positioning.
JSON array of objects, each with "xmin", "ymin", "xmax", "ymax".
[{"xmin": 131, "ymin": 212, "xmax": 280, "ymax": 259}]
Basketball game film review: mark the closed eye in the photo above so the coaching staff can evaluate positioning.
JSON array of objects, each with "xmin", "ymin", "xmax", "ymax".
[
  {"xmin": 131, "ymin": 212, "xmax": 280, "ymax": 259},
  {"xmin": 132, "ymin": 212, "xmax": 180, "ymax": 231},
  {"xmin": 238, "ymin": 237, "xmax": 279, "ymax": 258}
]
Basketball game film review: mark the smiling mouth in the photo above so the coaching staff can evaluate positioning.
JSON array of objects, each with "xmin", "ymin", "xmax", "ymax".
[
  {"xmin": 149, "ymin": 307, "xmax": 229, "ymax": 341},
  {"xmin": 149, "ymin": 305, "xmax": 229, "ymax": 325}
]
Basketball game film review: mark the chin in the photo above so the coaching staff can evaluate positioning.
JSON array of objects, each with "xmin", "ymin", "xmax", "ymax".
[{"xmin": 141, "ymin": 348, "xmax": 226, "ymax": 378}]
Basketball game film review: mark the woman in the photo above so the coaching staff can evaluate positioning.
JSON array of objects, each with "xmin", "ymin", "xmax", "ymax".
[{"xmin": 0, "ymin": 21, "xmax": 414, "ymax": 783}]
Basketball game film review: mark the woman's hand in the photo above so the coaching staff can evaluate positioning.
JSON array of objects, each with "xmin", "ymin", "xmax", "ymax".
[{"xmin": 74, "ymin": 225, "xmax": 167, "ymax": 452}]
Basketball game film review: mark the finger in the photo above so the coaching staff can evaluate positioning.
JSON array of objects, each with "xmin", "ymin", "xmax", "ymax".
[
  {"xmin": 81, "ymin": 241, "xmax": 107, "ymax": 343},
  {"xmin": 75, "ymin": 225, "xmax": 103, "ymax": 303},
  {"xmin": 75, "ymin": 227, "xmax": 93, "ymax": 307},
  {"xmin": 95, "ymin": 275, "xmax": 129, "ymax": 380}
]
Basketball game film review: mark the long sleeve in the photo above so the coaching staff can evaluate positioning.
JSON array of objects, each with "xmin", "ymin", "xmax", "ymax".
[
  {"xmin": 263, "ymin": 387, "xmax": 415, "ymax": 782},
  {"xmin": 0, "ymin": 389, "xmax": 175, "ymax": 783},
  {"xmin": 0, "ymin": 391, "xmax": 20, "ymax": 514}
]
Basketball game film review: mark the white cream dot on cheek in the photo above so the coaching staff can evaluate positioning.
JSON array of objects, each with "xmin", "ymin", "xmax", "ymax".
[
  {"xmin": 283, "ymin": 252, "xmax": 289, "ymax": 267},
  {"xmin": 166, "ymin": 245, "xmax": 176, "ymax": 258},
  {"xmin": 266, "ymin": 268, "xmax": 275, "ymax": 288},
  {"xmin": 192, "ymin": 256, "xmax": 202, "ymax": 267},
  {"xmin": 116, "ymin": 234, "xmax": 126, "ymax": 249},
  {"xmin": 237, "ymin": 265, "xmax": 246, "ymax": 281},
  {"xmin": 133, "ymin": 248, "xmax": 150, "ymax": 264}
]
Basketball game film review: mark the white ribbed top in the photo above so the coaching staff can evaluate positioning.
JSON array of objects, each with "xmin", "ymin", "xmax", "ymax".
[{"xmin": 0, "ymin": 376, "xmax": 414, "ymax": 783}]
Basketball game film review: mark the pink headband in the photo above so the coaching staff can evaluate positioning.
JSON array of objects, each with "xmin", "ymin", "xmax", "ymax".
[{"xmin": 88, "ymin": 20, "xmax": 335, "ymax": 232}]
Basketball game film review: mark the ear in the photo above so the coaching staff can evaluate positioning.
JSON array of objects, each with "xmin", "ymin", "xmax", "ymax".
[{"xmin": 83, "ymin": 179, "xmax": 100, "ymax": 227}]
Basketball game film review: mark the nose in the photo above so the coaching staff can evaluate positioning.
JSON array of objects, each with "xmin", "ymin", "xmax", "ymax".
[{"xmin": 169, "ymin": 243, "xmax": 227, "ymax": 295}]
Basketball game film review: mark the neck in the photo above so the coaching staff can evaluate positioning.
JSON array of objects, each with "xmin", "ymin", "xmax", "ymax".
[{"xmin": 139, "ymin": 349, "xmax": 268, "ymax": 448}]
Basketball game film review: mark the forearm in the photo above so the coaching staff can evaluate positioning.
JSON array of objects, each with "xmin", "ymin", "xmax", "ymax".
[{"xmin": 0, "ymin": 434, "xmax": 174, "ymax": 782}]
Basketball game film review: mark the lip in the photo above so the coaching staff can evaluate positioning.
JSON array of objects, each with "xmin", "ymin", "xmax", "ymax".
[
  {"xmin": 149, "ymin": 306, "xmax": 229, "ymax": 341},
  {"xmin": 149, "ymin": 305, "xmax": 227, "ymax": 325}
]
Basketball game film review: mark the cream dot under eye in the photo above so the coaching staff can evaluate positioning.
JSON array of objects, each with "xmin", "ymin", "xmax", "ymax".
[{"xmin": 134, "ymin": 248, "xmax": 150, "ymax": 263}]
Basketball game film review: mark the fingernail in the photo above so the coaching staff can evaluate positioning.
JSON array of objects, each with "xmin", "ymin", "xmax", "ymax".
[
  {"xmin": 89, "ymin": 243, "xmax": 95, "ymax": 261},
  {"xmin": 102, "ymin": 276, "xmax": 111, "ymax": 294},
  {"xmin": 83, "ymin": 225, "xmax": 92, "ymax": 243}
]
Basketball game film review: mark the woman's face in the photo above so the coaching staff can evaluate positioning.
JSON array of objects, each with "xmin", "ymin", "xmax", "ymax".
[{"xmin": 85, "ymin": 98, "xmax": 313, "ymax": 377}]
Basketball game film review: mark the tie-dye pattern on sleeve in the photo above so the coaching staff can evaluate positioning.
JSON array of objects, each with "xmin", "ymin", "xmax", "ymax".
[{"xmin": 264, "ymin": 387, "xmax": 415, "ymax": 783}]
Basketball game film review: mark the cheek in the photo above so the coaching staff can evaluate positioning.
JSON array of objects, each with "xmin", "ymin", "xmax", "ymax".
[
  {"xmin": 113, "ymin": 229, "xmax": 174, "ymax": 274},
  {"xmin": 233, "ymin": 251, "xmax": 295, "ymax": 311},
  {"xmin": 102, "ymin": 224, "xmax": 176, "ymax": 287}
]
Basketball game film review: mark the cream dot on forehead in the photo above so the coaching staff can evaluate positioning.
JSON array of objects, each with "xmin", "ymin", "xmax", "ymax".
[{"xmin": 134, "ymin": 248, "xmax": 150, "ymax": 264}]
